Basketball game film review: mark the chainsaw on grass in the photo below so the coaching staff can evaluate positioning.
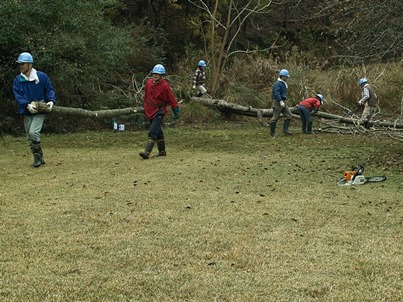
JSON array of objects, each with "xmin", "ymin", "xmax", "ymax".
[{"xmin": 337, "ymin": 164, "xmax": 387, "ymax": 186}]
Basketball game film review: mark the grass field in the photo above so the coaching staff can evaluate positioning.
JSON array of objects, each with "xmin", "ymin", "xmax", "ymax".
[{"xmin": 1, "ymin": 122, "xmax": 402, "ymax": 302}]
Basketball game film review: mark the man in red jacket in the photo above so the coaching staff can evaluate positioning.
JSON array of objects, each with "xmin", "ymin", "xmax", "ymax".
[
  {"xmin": 139, "ymin": 64, "xmax": 180, "ymax": 159},
  {"xmin": 297, "ymin": 94, "xmax": 324, "ymax": 134}
]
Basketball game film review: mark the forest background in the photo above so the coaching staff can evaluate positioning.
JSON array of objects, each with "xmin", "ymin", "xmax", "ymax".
[{"xmin": 0, "ymin": 0, "xmax": 402, "ymax": 134}]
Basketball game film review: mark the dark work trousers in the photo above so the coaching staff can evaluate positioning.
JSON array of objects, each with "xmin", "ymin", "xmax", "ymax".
[
  {"xmin": 297, "ymin": 105, "xmax": 313, "ymax": 124},
  {"xmin": 148, "ymin": 115, "xmax": 164, "ymax": 141}
]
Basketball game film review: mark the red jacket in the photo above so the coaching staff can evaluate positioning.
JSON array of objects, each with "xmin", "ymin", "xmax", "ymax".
[
  {"xmin": 143, "ymin": 78, "xmax": 179, "ymax": 120},
  {"xmin": 299, "ymin": 97, "xmax": 320, "ymax": 111}
]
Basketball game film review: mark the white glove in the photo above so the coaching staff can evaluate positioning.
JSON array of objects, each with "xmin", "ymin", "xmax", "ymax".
[
  {"xmin": 46, "ymin": 101, "xmax": 54, "ymax": 112},
  {"xmin": 192, "ymin": 85, "xmax": 196, "ymax": 89},
  {"xmin": 279, "ymin": 101, "xmax": 285, "ymax": 108},
  {"xmin": 27, "ymin": 103, "xmax": 38, "ymax": 114},
  {"xmin": 358, "ymin": 100, "xmax": 364, "ymax": 105}
]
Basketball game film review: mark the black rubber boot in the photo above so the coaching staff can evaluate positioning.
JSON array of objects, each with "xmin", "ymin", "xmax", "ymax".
[
  {"xmin": 283, "ymin": 119, "xmax": 292, "ymax": 135},
  {"xmin": 306, "ymin": 121, "xmax": 313, "ymax": 134},
  {"xmin": 363, "ymin": 121, "xmax": 370, "ymax": 129},
  {"xmin": 31, "ymin": 141, "xmax": 43, "ymax": 167},
  {"xmin": 269, "ymin": 122, "xmax": 277, "ymax": 138},
  {"xmin": 139, "ymin": 141, "xmax": 155, "ymax": 159},
  {"xmin": 152, "ymin": 140, "xmax": 166, "ymax": 158}
]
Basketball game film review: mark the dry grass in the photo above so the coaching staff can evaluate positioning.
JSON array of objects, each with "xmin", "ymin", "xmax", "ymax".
[{"xmin": 1, "ymin": 122, "xmax": 402, "ymax": 302}]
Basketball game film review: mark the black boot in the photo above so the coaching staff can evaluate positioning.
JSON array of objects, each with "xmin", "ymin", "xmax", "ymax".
[
  {"xmin": 363, "ymin": 121, "xmax": 370, "ymax": 129},
  {"xmin": 139, "ymin": 140, "xmax": 155, "ymax": 159},
  {"xmin": 31, "ymin": 141, "xmax": 43, "ymax": 167},
  {"xmin": 283, "ymin": 119, "xmax": 292, "ymax": 135},
  {"xmin": 306, "ymin": 121, "xmax": 313, "ymax": 134},
  {"xmin": 152, "ymin": 140, "xmax": 166, "ymax": 158},
  {"xmin": 269, "ymin": 122, "xmax": 277, "ymax": 138}
]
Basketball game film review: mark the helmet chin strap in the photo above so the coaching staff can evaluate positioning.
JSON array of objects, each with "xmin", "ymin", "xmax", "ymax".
[{"xmin": 22, "ymin": 64, "xmax": 32, "ymax": 76}]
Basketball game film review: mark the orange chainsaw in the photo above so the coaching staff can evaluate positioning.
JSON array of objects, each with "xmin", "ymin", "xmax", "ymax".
[{"xmin": 337, "ymin": 165, "xmax": 387, "ymax": 186}]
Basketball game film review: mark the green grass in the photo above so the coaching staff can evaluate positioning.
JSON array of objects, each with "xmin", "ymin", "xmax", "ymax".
[{"xmin": 1, "ymin": 122, "xmax": 402, "ymax": 302}]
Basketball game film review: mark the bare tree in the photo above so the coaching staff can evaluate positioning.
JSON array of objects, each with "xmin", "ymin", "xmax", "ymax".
[
  {"xmin": 318, "ymin": 0, "xmax": 403, "ymax": 63},
  {"xmin": 188, "ymin": 0, "xmax": 274, "ymax": 96}
]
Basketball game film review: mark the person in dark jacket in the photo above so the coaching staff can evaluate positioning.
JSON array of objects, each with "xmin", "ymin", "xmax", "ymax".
[
  {"xmin": 269, "ymin": 69, "xmax": 292, "ymax": 138},
  {"xmin": 357, "ymin": 78, "xmax": 378, "ymax": 129},
  {"xmin": 297, "ymin": 94, "xmax": 324, "ymax": 134},
  {"xmin": 13, "ymin": 52, "xmax": 56, "ymax": 167},
  {"xmin": 139, "ymin": 64, "xmax": 180, "ymax": 159},
  {"xmin": 192, "ymin": 60, "xmax": 207, "ymax": 97}
]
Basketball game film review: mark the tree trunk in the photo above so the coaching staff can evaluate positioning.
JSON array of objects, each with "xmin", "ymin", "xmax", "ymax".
[
  {"xmin": 190, "ymin": 97, "xmax": 403, "ymax": 129},
  {"xmin": 52, "ymin": 106, "xmax": 143, "ymax": 117}
]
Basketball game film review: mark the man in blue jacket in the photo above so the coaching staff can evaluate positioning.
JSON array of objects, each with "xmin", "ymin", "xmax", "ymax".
[
  {"xmin": 269, "ymin": 69, "xmax": 292, "ymax": 138},
  {"xmin": 13, "ymin": 52, "xmax": 56, "ymax": 167}
]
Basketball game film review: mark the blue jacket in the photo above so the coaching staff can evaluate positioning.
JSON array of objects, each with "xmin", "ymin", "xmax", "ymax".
[
  {"xmin": 272, "ymin": 80, "xmax": 287, "ymax": 102},
  {"xmin": 13, "ymin": 70, "xmax": 56, "ymax": 115}
]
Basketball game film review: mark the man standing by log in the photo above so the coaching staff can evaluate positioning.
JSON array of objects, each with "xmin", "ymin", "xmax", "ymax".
[
  {"xmin": 269, "ymin": 69, "xmax": 292, "ymax": 138},
  {"xmin": 192, "ymin": 60, "xmax": 207, "ymax": 97},
  {"xmin": 357, "ymin": 78, "xmax": 378, "ymax": 129},
  {"xmin": 139, "ymin": 64, "xmax": 180, "ymax": 159},
  {"xmin": 13, "ymin": 52, "xmax": 56, "ymax": 167}
]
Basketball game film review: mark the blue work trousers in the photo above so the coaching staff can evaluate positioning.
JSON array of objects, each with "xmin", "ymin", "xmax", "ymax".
[
  {"xmin": 297, "ymin": 106, "xmax": 313, "ymax": 123},
  {"xmin": 148, "ymin": 115, "xmax": 164, "ymax": 141}
]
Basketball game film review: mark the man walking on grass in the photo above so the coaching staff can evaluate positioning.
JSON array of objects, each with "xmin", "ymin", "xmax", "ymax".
[
  {"xmin": 13, "ymin": 52, "xmax": 56, "ymax": 167},
  {"xmin": 139, "ymin": 64, "xmax": 180, "ymax": 159}
]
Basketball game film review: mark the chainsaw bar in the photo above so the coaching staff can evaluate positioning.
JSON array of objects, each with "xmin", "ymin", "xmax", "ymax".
[{"xmin": 366, "ymin": 176, "xmax": 387, "ymax": 183}]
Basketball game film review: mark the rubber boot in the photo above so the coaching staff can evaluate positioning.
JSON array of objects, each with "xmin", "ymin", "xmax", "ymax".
[
  {"xmin": 269, "ymin": 122, "xmax": 277, "ymax": 139},
  {"xmin": 31, "ymin": 141, "xmax": 43, "ymax": 167},
  {"xmin": 363, "ymin": 121, "xmax": 370, "ymax": 129},
  {"xmin": 301, "ymin": 120, "xmax": 307, "ymax": 133},
  {"xmin": 38, "ymin": 145, "xmax": 45, "ymax": 164},
  {"xmin": 283, "ymin": 119, "xmax": 292, "ymax": 135},
  {"xmin": 152, "ymin": 140, "xmax": 166, "ymax": 158},
  {"xmin": 139, "ymin": 141, "xmax": 155, "ymax": 159},
  {"xmin": 306, "ymin": 121, "xmax": 313, "ymax": 134}
]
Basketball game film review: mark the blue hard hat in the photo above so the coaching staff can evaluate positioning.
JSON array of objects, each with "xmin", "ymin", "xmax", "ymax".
[
  {"xmin": 279, "ymin": 69, "xmax": 290, "ymax": 77},
  {"xmin": 315, "ymin": 94, "xmax": 324, "ymax": 104},
  {"xmin": 359, "ymin": 78, "xmax": 368, "ymax": 86},
  {"xmin": 152, "ymin": 64, "xmax": 166, "ymax": 75},
  {"xmin": 198, "ymin": 60, "xmax": 206, "ymax": 67},
  {"xmin": 17, "ymin": 52, "xmax": 34, "ymax": 63}
]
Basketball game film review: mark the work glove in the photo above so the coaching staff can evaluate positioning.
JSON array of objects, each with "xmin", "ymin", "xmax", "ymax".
[
  {"xmin": 173, "ymin": 107, "xmax": 180, "ymax": 119},
  {"xmin": 312, "ymin": 109, "xmax": 319, "ymax": 114},
  {"xmin": 358, "ymin": 100, "xmax": 364, "ymax": 106},
  {"xmin": 31, "ymin": 101, "xmax": 50, "ymax": 112},
  {"xmin": 46, "ymin": 101, "xmax": 54, "ymax": 112},
  {"xmin": 192, "ymin": 85, "xmax": 196, "ymax": 89},
  {"xmin": 27, "ymin": 103, "xmax": 38, "ymax": 114},
  {"xmin": 279, "ymin": 101, "xmax": 285, "ymax": 108}
]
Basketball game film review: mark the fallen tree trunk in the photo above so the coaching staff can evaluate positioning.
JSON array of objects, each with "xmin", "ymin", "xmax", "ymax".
[
  {"xmin": 190, "ymin": 97, "xmax": 403, "ymax": 129},
  {"xmin": 52, "ymin": 106, "xmax": 144, "ymax": 117}
]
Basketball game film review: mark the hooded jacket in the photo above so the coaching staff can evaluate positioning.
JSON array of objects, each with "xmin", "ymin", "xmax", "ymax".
[{"xmin": 143, "ymin": 78, "xmax": 179, "ymax": 120}]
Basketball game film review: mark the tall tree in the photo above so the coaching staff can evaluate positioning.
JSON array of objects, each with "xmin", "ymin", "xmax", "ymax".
[{"xmin": 188, "ymin": 0, "xmax": 274, "ymax": 96}]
